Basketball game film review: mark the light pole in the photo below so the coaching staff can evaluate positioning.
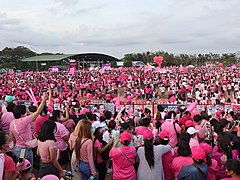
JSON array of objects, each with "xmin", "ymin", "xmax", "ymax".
[{"xmin": 30, "ymin": 47, "xmax": 38, "ymax": 72}]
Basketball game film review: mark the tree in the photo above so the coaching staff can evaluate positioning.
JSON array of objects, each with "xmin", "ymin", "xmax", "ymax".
[{"xmin": 123, "ymin": 59, "xmax": 132, "ymax": 67}]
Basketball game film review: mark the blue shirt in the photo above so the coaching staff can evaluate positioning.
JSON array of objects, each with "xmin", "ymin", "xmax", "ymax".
[{"xmin": 178, "ymin": 163, "xmax": 208, "ymax": 180}]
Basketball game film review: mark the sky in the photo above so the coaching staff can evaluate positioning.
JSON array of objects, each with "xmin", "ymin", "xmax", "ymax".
[{"xmin": 0, "ymin": 0, "xmax": 240, "ymax": 58}]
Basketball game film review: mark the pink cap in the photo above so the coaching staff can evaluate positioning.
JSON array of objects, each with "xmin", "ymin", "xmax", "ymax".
[
  {"xmin": 143, "ymin": 129, "xmax": 153, "ymax": 140},
  {"xmin": 191, "ymin": 146, "xmax": 206, "ymax": 161},
  {"xmin": 185, "ymin": 120, "xmax": 195, "ymax": 127},
  {"xmin": 120, "ymin": 131, "xmax": 132, "ymax": 143},
  {"xmin": 158, "ymin": 130, "xmax": 170, "ymax": 140},
  {"xmin": 199, "ymin": 143, "xmax": 212, "ymax": 154},
  {"xmin": 178, "ymin": 117, "xmax": 187, "ymax": 126}
]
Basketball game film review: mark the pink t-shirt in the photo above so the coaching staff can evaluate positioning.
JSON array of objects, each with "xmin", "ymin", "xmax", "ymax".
[
  {"xmin": 207, "ymin": 158, "xmax": 219, "ymax": 180},
  {"xmin": 38, "ymin": 140, "xmax": 56, "ymax": 163},
  {"xmin": 0, "ymin": 112, "xmax": 15, "ymax": 134},
  {"xmin": 162, "ymin": 150, "xmax": 174, "ymax": 180},
  {"xmin": 78, "ymin": 138, "xmax": 96, "ymax": 175},
  {"xmin": 109, "ymin": 146, "xmax": 136, "ymax": 180},
  {"xmin": 161, "ymin": 119, "xmax": 181, "ymax": 147},
  {"xmin": 62, "ymin": 119, "xmax": 75, "ymax": 134},
  {"xmin": 172, "ymin": 156, "xmax": 193, "ymax": 180},
  {"xmin": 135, "ymin": 126, "xmax": 148, "ymax": 136},
  {"xmin": 189, "ymin": 138, "xmax": 199, "ymax": 148},
  {"xmin": 9, "ymin": 116, "xmax": 33, "ymax": 148},
  {"xmin": 54, "ymin": 122, "xmax": 69, "ymax": 151},
  {"xmin": 94, "ymin": 139, "xmax": 104, "ymax": 163},
  {"xmin": 68, "ymin": 133, "xmax": 77, "ymax": 150}
]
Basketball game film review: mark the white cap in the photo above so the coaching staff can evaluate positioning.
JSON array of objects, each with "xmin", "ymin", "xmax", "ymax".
[
  {"xmin": 92, "ymin": 121, "xmax": 105, "ymax": 132},
  {"xmin": 187, "ymin": 127, "xmax": 199, "ymax": 135}
]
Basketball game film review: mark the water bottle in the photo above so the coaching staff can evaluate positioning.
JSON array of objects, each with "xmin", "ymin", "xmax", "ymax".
[{"xmin": 88, "ymin": 175, "xmax": 94, "ymax": 180}]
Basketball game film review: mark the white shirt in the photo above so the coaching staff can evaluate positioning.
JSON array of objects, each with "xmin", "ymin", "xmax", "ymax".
[{"xmin": 0, "ymin": 153, "xmax": 4, "ymax": 180}]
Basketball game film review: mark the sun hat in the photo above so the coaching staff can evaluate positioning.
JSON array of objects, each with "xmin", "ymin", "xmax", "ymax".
[{"xmin": 92, "ymin": 121, "xmax": 105, "ymax": 132}]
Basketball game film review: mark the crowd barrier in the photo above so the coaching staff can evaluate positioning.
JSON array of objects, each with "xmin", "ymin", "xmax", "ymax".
[{"xmin": 1, "ymin": 100, "xmax": 240, "ymax": 118}]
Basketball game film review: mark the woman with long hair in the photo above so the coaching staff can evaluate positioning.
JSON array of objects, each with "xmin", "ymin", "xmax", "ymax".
[
  {"xmin": 49, "ymin": 110, "xmax": 70, "ymax": 169},
  {"xmin": 37, "ymin": 120, "xmax": 64, "ymax": 178},
  {"xmin": 137, "ymin": 129, "xmax": 171, "ymax": 180},
  {"xmin": 75, "ymin": 120, "xmax": 97, "ymax": 180},
  {"xmin": 212, "ymin": 135, "xmax": 232, "ymax": 179},
  {"xmin": 200, "ymin": 142, "xmax": 219, "ymax": 180},
  {"xmin": 68, "ymin": 120, "xmax": 83, "ymax": 180}
]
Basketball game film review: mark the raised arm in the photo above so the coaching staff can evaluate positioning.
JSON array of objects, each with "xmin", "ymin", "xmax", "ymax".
[{"xmin": 30, "ymin": 95, "xmax": 46, "ymax": 121}]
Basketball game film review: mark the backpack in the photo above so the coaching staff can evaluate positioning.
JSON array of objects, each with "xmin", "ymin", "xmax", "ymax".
[{"xmin": 100, "ymin": 140, "xmax": 110, "ymax": 160}]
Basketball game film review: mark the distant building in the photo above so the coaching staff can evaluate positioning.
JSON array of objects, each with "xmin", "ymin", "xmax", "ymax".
[{"xmin": 20, "ymin": 53, "xmax": 119, "ymax": 71}]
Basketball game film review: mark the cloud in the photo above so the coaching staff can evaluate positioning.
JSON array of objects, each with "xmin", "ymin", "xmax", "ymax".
[{"xmin": 1, "ymin": 0, "xmax": 240, "ymax": 57}]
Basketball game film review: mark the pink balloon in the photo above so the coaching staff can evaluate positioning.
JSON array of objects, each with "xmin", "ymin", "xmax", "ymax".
[{"xmin": 154, "ymin": 56, "xmax": 163, "ymax": 66}]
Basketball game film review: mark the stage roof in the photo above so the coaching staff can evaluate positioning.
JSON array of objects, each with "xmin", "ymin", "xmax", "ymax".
[{"xmin": 21, "ymin": 53, "xmax": 119, "ymax": 62}]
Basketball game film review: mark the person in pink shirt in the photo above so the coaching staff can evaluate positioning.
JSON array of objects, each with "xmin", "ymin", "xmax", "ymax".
[
  {"xmin": 159, "ymin": 130, "xmax": 174, "ymax": 180},
  {"xmin": 232, "ymin": 137, "xmax": 240, "ymax": 160},
  {"xmin": 35, "ymin": 89, "xmax": 53, "ymax": 136},
  {"xmin": 212, "ymin": 137, "xmax": 232, "ymax": 179},
  {"xmin": 93, "ymin": 124, "xmax": 113, "ymax": 180},
  {"xmin": 49, "ymin": 110, "xmax": 70, "ymax": 169},
  {"xmin": 9, "ymin": 95, "xmax": 46, "ymax": 169},
  {"xmin": 222, "ymin": 159, "xmax": 240, "ymax": 180},
  {"xmin": 161, "ymin": 111, "xmax": 181, "ymax": 147},
  {"xmin": 135, "ymin": 117, "xmax": 151, "ymax": 137},
  {"xmin": 75, "ymin": 120, "xmax": 97, "ymax": 180},
  {"xmin": 0, "ymin": 102, "xmax": 15, "ymax": 134},
  {"xmin": 172, "ymin": 141, "xmax": 193, "ymax": 180},
  {"xmin": 109, "ymin": 131, "xmax": 136, "ymax": 180},
  {"xmin": 187, "ymin": 127, "xmax": 200, "ymax": 148},
  {"xmin": 37, "ymin": 120, "xmax": 64, "ymax": 178},
  {"xmin": 200, "ymin": 143, "xmax": 219, "ymax": 178}
]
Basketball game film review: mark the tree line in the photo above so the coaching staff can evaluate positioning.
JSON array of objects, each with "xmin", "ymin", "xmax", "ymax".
[
  {"xmin": 122, "ymin": 51, "xmax": 238, "ymax": 67},
  {"xmin": 0, "ymin": 46, "xmax": 238, "ymax": 70}
]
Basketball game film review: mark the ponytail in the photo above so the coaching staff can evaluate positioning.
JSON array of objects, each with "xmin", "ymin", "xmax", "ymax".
[{"xmin": 144, "ymin": 139, "xmax": 154, "ymax": 168}]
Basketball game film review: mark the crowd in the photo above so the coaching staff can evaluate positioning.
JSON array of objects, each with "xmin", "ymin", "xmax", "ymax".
[
  {"xmin": 0, "ymin": 66, "xmax": 239, "ymax": 105},
  {"xmin": 0, "ymin": 66, "xmax": 240, "ymax": 180}
]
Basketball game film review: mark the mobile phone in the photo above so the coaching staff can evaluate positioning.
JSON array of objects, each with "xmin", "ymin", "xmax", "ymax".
[{"xmin": 19, "ymin": 149, "xmax": 26, "ymax": 163}]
